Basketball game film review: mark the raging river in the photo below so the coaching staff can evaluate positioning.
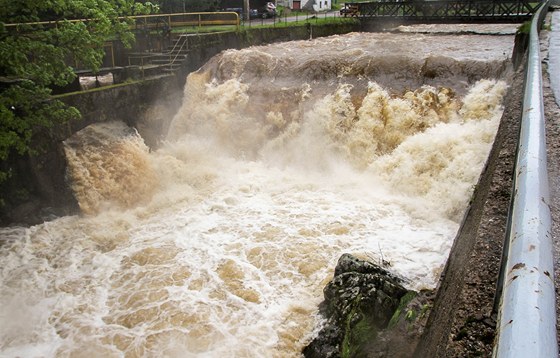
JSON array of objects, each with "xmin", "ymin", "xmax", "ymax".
[{"xmin": 0, "ymin": 27, "xmax": 518, "ymax": 357}]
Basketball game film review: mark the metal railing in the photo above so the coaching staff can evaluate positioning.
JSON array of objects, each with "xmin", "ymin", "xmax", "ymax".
[
  {"xmin": 165, "ymin": 35, "xmax": 188, "ymax": 71},
  {"xmin": 3, "ymin": 12, "xmax": 240, "ymax": 32},
  {"xmin": 493, "ymin": 1, "xmax": 558, "ymax": 357},
  {"xmin": 131, "ymin": 12, "xmax": 240, "ymax": 32},
  {"xmin": 352, "ymin": 0, "xmax": 538, "ymax": 22}
]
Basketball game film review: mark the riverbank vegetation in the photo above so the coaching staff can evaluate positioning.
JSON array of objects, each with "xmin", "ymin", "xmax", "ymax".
[{"xmin": 0, "ymin": 0, "xmax": 157, "ymax": 205}]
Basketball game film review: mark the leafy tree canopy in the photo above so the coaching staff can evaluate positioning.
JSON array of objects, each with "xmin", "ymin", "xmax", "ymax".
[
  {"xmin": 155, "ymin": 0, "xmax": 221, "ymax": 13},
  {"xmin": 0, "ymin": 0, "xmax": 157, "ymax": 190}
]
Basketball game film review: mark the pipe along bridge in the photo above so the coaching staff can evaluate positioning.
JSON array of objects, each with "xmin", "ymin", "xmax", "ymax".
[{"xmin": 345, "ymin": 0, "xmax": 539, "ymax": 23}]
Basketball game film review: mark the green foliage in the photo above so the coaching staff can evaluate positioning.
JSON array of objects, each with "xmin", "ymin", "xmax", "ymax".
[
  {"xmin": 516, "ymin": 21, "xmax": 531, "ymax": 34},
  {"xmin": 0, "ymin": 80, "xmax": 80, "ymax": 161},
  {"xmin": 420, "ymin": 302, "xmax": 431, "ymax": 317},
  {"xmin": 387, "ymin": 291, "xmax": 417, "ymax": 329},
  {"xmin": 157, "ymin": 0, "xmax": 220, "ymax": 13},
  {"xmin": 0, "ymin": 0, "xmax": 157, "ymax": 202}
]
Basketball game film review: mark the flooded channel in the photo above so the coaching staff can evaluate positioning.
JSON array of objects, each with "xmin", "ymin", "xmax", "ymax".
[{"xmin": 0, "ymin": 29, "xmax": 516, "ymax": 357}]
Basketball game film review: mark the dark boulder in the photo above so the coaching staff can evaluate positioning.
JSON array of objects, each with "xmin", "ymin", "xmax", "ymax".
[{"xmin": 303, "ymin": 253, "xmax": 415, "ymax": 358}]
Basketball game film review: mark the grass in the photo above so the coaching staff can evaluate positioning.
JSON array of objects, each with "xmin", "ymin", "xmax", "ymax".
[
  {"xmin": 516, "ymin": 21, "xmax": 531, "ymax": 34},
  {"xmin": 245, "ymin": 16, "xmax": 358, "ymax": 29},
  {"xmin": 169, "ymin": 25, "xmax": 238, "ymax": 34}
]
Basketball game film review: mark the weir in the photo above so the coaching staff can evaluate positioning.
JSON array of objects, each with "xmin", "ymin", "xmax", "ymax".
[{"xmin": 0, "ymin": 27, "xmax": 520, "ymax": 356}]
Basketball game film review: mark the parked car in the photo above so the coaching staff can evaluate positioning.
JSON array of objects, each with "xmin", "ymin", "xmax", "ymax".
[
  {"xmin": 224, "ymin": 7, "xmax": 243, "ymax": 16},
  {"xmin": 224, "ymin": 5, "xmax": 275, "ymax": 20},
  {"xmin": 340, "ymin": 3, "xmax": 359, "ymax": 17},
  {"xmin": 224, "ymin": 7, "xmax": 257, "ymax": 21},
  {"xmin": 261, "ymin": 2, "xmax": 277, "ymax": 18},
  {"xmin": 249, "ymin": 8, "xmax": 260, "ymax": 19}
]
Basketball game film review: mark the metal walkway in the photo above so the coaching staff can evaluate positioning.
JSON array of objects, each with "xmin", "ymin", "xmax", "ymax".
[{"xmin": 349, "ymin": 0, "xmax": 539, "ymax": 23}]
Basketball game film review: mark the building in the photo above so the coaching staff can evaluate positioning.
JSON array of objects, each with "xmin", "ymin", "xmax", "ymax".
[{"xmin": 288, "ymin": 0, "xmax": 332, "ymax": 11}]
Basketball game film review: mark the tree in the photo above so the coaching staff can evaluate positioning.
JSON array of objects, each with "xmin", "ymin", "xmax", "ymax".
[
  {"xmin": 157, "ymin": 0, "xmax": 220, "ymax": 13},
  {"xmin": 0, "ymin": 0, "xmax": 157, "ymax": 202}
]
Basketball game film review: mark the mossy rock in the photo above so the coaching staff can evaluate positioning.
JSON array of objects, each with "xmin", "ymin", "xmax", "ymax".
[
  {"xmin": 341, "ymin": 301, "xmax": 379, "ymax": 358},
  {"xmin": 304, "ymin": 254, "xmax": 412, "ymax": 358}
]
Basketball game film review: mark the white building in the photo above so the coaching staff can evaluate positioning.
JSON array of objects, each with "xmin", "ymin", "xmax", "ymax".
[{"xmin": 288, "ymin": 0, "xmax": 331, "ymax": 11}]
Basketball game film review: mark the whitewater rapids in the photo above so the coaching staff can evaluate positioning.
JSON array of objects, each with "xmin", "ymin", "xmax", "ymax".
[{"xmin": 0, "ymin": 31, "xmax": 514, "ymax": 357}]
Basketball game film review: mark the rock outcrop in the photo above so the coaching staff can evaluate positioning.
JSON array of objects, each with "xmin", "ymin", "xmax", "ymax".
[{"xmin": 304, "ymin": 254, "xmax": 432, "ymax": 358}]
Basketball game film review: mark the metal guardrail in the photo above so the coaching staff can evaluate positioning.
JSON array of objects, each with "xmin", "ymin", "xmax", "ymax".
[
  {"xmin": 3, "ymin": 12, "xmax": 240, "ymax": 31},
  {"xmin": 493, "ymin": 1, "xmax": 558, "ymax": 357},
  {"xmin": 131, "ymin": 12, "xmax": 240, "ymax": 31}
]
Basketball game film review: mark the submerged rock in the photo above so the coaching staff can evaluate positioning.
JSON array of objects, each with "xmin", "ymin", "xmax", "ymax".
[{"xmin": 304, "ymin": 254, "xmax": 429, "ymax": 358}]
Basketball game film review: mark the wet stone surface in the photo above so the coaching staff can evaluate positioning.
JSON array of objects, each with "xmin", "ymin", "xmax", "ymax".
[{"xmin": 303, "ymin": 254, "xmax": 422, "ymax": 358}]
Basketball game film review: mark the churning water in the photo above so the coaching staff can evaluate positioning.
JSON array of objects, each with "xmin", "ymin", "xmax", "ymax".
[{"xmin": 0, "ymin": 31, "xmax": 514, "ymax": 357}]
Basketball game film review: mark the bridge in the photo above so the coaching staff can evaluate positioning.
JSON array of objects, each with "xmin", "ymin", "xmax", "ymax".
[{"xmin": 345, "ymin": 0, "xmax": 539, "ymax": 23}]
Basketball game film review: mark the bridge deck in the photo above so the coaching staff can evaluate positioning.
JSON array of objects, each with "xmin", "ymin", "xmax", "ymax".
[{"xmin": 348, "ymin": 0, "xmax": 539, "ymax": 23}]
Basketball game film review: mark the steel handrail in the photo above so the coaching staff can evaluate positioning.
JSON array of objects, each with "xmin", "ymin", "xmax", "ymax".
[
  {"xmin": 3, "ymin": 12, "xmax": 240, "ymax": 29},
  {"xmin": 167, "ymin": 35, "xmax": 188, "ymax": 71},
  {"xmin": 166, "ymin": 34, "xmax": 187, "ymax": 56},
  {"xmin": 493, "ymin": 1, "xmax": 558, "ymax": 357}
]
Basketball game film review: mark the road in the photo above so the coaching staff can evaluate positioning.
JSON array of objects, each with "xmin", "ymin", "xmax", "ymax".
[{"xmin": 242, "ymin": 10, "xmax": 343, "ymax": 26}]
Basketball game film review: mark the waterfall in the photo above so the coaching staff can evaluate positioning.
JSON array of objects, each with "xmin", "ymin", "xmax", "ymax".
[{"xmin": 0, "ymin": 31, "xmax": 513, "ymax": 357}]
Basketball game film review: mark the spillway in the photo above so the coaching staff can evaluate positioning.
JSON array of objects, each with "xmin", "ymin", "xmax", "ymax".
[{"xmin": 0, "ymin": 31, "xmax": 515, "ymax": 357}]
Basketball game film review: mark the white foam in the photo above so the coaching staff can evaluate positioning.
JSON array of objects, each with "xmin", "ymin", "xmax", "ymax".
[{"xmin": 0, "ymin": 33, "xmax": 512, "ymax": 357}]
